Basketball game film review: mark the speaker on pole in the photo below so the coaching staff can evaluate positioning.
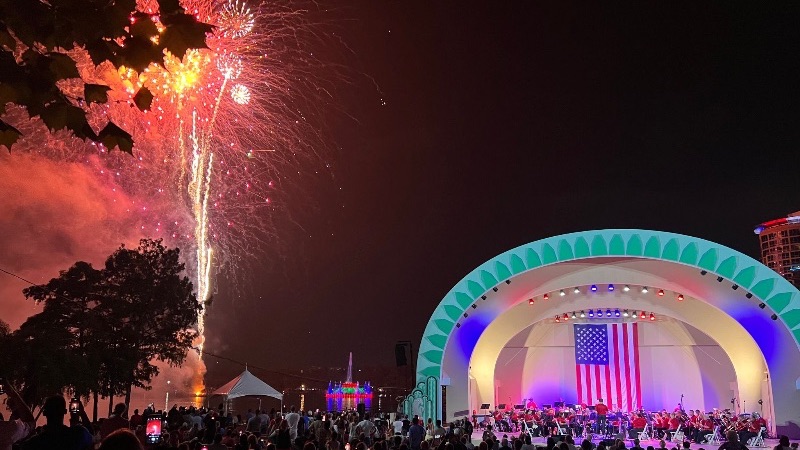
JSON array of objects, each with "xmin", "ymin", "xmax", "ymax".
[{"xmin": 395, "ymin": 343, "xmax": 408, "ymax": 366}]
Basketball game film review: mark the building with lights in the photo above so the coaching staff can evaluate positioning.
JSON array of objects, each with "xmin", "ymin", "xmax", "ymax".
[
  {"xmin": 402, "ymin": 229, "xmax": 800, "ymax": 438},
  {"xmin": 326, "ymin": 353, "xmax": 373, "ymax": 412},
  {"xmin": 754, "ymin": 211, "xmax": 800, "ymax": 288}
]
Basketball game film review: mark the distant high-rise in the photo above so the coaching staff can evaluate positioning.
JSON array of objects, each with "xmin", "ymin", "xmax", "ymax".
[{"xmin": 754, "ymin": 211, "xmax": 800, "ymax": 288}]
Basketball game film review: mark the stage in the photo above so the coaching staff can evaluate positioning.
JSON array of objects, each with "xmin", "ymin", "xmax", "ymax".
[
  {"xmin": 467, "ymin": 434, "xmax": 797, "ymax": 449},
  {"xmin": 404, "ymin": 230, "xmax": 800, "ymax": 439}
]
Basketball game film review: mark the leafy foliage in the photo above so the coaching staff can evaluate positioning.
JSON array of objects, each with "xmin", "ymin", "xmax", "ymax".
[
  {"xmin": 0, "ymin": 0, "xmax": 213, "ymax": 153},
  {"xmin": 0, "ymin": 239, "xmax": 200, "ymax": 409}
]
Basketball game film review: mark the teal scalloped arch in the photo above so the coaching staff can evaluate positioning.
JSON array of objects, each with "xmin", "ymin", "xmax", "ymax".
[{"xmin": 417, "ymin": 229, "xmax": 800, "ymax": 388}]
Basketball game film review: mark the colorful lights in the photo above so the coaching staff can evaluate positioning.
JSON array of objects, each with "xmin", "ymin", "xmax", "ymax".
[
  {"xmin": 555, "ymin": 315, "xmax": 561, "ymax": 323},
  {"xmin": 623, "ymin": 285, "xmax": 630, "ymax": 292},
  {"xmin": 563, "ymin": 313, "xmax": 569, "ymax": 321},
  {"xmin": 677, "ymin": 294, "xmax": 684, "ymax": 301},
  {"xmin": 580, "ymin": 311, "xmax": 586, "ymax": 318},
  {"xmin": 623, "ymin": 309, "xmax": 629, "ymax": 317},
  {"xmin": 640, "ymin": 311, "xmax": 646, "ymax": 319},
  {"xmin": 649, "ymin": 313, "xmax": 656, "ymax": 321},
  {"xmin": 590, "ymin": 285, "xmax": 598, "ymax": 292},
  {"xmin": 528, "ymin": 298, "xmax": 534, "ymax": 305},
  {"xmin": 641, "ymin": 286, "xmax": 649, "ymax": 294},
  {"xmin": 614, "ymin": 309, "xmax": 620, "ymax": 317},
  {"xmin": 543, "ymin": 293, "xmax": 549, "ymax": 300},
  {"xmin": 588, "ymin": 310, "xmax": 594, "ymax": 318},
  {"xmin": 574, "ymin": 287, "xmax": 580, "ymax": 294},
  {"xmin": 657, "ymin": 289, "xmax": 665, "ymax": 296},
  {"xmin": 608, "ymin": 284, "xmax": 614, "ymax": 292},
  {"xmin": 605, "ymin": 309, "xmax": 612, "ymax": 317},
  {"xmin": 559, "ymin": 290, "xmax": 566, "ymax": 297}
]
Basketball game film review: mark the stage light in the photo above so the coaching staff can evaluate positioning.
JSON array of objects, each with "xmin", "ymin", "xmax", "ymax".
[
  {"xmin": 463, "ymin": 313, "xmax": 468, "ymax": 318},
  {"xmin": 700, "ymin": 270, "xmax": 707, "ymax": 275},
  {"xmin": 771, "ymin": 314, "xmax": 778, "ymax": 321},
  {"xmin": 543, "ymin": 293, "xmax": 549, "ymax": 300},
  {"xmin": 528, "ymin": 298, "xmax": 534, "ymax": 305},
  {"xmin": 677, "ymin": 294, "xmax": 684, "ymax": 301},
  {"xmin": 623, "ymin": 285, "xmax": 630, "ymax": 292},
  {"xmin": 649, "ymin": 313, "xmax": 656, "ymax": 321},
  {"xmin": 614, "ymin": 309, "xmax": 620, "ymax": 317},
  {"xmin": 493, "ymin": 287, "xmax": 499, "ymax": 292},
  {"xmin": 641, "ymin": 287, "xmax": 648, "ymax": 294},
  {"xmin": 555, "ymin": 315, "xmax": 560, "ymax": 323},
  {"xmin": 580, "ymin": 311, "xmax": 586, "ymax": 318},
  {"xmin": 591, "ymin": 285, "xmax": 598, "ymax": 292},
  {"xmin": 481, "ymin": 295, "xmax": 487, "ymax": 300},
  {"xmin": 716, "ymin": 276, "xmax": 723, "ymax": 282},
  {"xmin": 606, "ymin": 309, "xmax": 612, "ymax": 317},
  {"xmin": 745, "ymin": 293, "xmax": 753, "ymax": 299},
  {"xmin": 608, "ymin": 284, "xmax": 615, "ymax": 292},
  {"xmin": 623, "ymin": 310, "xmax": 630, "ymax": 317},
  {"xmin": 472, "ymin": 304, "xmax": 477, "ymax": 309},
  {"xmin": 732, "ymin": 284, "xmax": 739, "ymax": 290},
  {"xmin": 456, "ymin": 323, "xmax": 461, "ymax": 328},
  {"xmin": 657, "ymin": 289, "xmax": 665, "ymax": 297},
  {"xmin": 563, "ymin": 313, "xmax": 569, "ymax": 321},
  {"xmin": 574, "ymin": 287, "xmax": 580, "ymax": 294},
  {"xmin": 505, "ymin": 280, "xmax": 511, "ymax": 284},
  {"xmin": 597, "ymin": 309, "xmax": 603, "ymax": 317},
  {"xmin": 588, "ymin": 310, "xmax": 594, "ymax": 318},
  {"xmin": 759, "ymin": 303, "xmax": 766, "ymax": 309},
  {"xmin": 559, "ymin": 290, "xmax": 566, "ymax": 297},
  {"xmin": 571, "ymin": 312, "xmax": 577, "ymax": 319},
  {"xmin": 640, "ymin": 311, "xmax": 646, "ymax": 319}
]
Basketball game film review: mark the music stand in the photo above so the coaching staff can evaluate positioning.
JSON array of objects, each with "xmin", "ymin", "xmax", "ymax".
[
  {"xmin": 555, "ymin": 402, "xmax": 565, "ymax": 408},
  {"xmin": 543, "ymin": 404, "xmax": 552, "ymax": 409},
  {"xmin": 498, "ymin": 404, "xmax": 507, "ymax": 410},
  {"xmin": 514, "ymin": 404, "xmax": 524, "ymax": 410}
]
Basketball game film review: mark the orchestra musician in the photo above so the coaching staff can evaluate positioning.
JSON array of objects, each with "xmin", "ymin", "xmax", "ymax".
[
  {"xmin": 684, "ymin": 410, "xmax": 698, "ymax": 440},
  {"xmin": 629, "ymin": 413, "xmax": 647, "ymax": 439},
  {"xmin": 595, "ymin": 399, "xmax": 609, "ymax": 435},
  {"xmin": 667, "ymin": 412, "xmax": 681, "ymax": 437},
  {"xmin": 692, "ymin": 412, "xmax": 714, "ymax": 443},
  {"xmin": 739, "ymin": 412, "xmax": 766, "ymax": 444}
]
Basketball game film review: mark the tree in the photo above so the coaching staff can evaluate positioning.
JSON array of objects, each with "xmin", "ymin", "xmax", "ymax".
[
  {"xmin": 14, "ymin": 239, "xmax": 200, "ymax": 415},
  {"xmin": 0, "ymin": 0, "xmax": 213, "ymax": 152}
]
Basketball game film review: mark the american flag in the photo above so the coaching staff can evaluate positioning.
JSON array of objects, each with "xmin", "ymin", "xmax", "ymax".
[{"xmin": 574, "ymin": 323, "xmax": 642, "ymax": 412}]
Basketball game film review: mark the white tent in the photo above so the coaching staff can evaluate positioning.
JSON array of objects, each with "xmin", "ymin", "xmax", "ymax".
[{"xmin": 212, "ymin": 368, "xmax": 283, "ymax": 400}]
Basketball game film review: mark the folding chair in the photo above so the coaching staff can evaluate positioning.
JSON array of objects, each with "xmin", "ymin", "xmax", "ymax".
[
  {"xmin": 670, "ymin": 425, "xmax": 684, "ymax": 443},
  {"xmin": 637, "ymin": 424, "xmax": 651, "ymax": 441},
  {"xmin": 747, "ymin": 427, "xmax": 767, "ymax": 448},
  {"xmin": 703, "ymin": 426, "xmax": 721, "ymax": 445}
]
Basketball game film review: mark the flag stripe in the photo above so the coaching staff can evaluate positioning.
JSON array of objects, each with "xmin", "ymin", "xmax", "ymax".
[
  {"xmin": 622, "ymin": 323, "xmax": 633, "ymax": 411},
  {"xmin": 576, "ymin": 364, "xmax": 584, "ymax": 405},
  {"xmin": 633, "ymin": 322, "xmax": 642, "ymax": 409},
  {"xmin": 612, "ymin": 324, "xmax": 623, "ymax": 410},
  {"xmin": 586, "ymin": 365, "xmax": 593, "ymax": 405},
  {"xmin": 594, "ymin": 365, "xmax": 602, "ymax": 402}
]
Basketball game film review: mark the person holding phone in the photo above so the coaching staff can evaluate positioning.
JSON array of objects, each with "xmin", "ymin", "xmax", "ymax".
[
  {"xmin": 0, "ymin": 378, "xmax": 35, "ymax": 450},
  {"xmin": 21, "ymin": 395, "xmax": 92, "ymax": 450}
]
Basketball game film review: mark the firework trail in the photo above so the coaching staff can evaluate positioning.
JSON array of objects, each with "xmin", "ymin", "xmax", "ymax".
[{"xmin": 2, "ymin": 0, "xmax": 338, "ymax": 389}]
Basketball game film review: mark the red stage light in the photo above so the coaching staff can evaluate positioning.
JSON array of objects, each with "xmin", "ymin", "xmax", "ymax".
[
  {"xmin": 649, "ymin": 313, "xmax": 656, "ymax": 321},
  {"xmin": 555, "ymin": 315, "xmax": 560, "ymax": 323},
  {"xmin": 677, "ymin": 294, "xmax": 684, "ymax": 301},
  {"xmin": 563, "ymin": 313, "xmax": 569, "ymax": 321},
  {"xmin": 543, "ymin": 293, "xmax": 549, "ymax": 300},
  {"xmin": 640, "ymin": 311, "xmax": 646, "ymax": 319},
  {"xmin": 528, "ymin": 298, "xmax": 534, "ymax": 305},
  {"xmin": 657, "ymin": 289, "xmax": 665, "ymax": 296}
]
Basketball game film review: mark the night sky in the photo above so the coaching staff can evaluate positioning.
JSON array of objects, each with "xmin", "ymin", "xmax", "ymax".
[
  {"xmin": 2, "ymin": 2, "xmax": 800, "ymax": 388},
  {"xmin": 203, "ymin": 1, "xmax": 800, "ymax": 381}
]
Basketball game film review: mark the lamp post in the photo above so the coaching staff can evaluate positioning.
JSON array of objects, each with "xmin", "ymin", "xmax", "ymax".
[{"xmin": 165, "ymin": 380, "xmax": 171, "ymax": 412}]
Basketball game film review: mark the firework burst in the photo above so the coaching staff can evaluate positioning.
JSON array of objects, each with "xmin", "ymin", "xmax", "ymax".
[{"xmin": 3, "ymin": 0, "xmax": 340, "ymax": 386}]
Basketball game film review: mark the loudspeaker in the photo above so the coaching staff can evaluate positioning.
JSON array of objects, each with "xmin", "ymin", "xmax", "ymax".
[{"xmin": 395, "ymin": 343, "xmax": 408, "ymax": 366}]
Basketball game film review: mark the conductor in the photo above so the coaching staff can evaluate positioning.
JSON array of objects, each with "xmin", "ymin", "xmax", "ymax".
[{"xmin": 595, "ymin": 399, "xmax": 609, "ymax": 434}]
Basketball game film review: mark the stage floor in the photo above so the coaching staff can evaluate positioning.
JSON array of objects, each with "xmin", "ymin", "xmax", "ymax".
[{"xmin": 468, "ymin": 434, "xmax": 797, "ymax": 449}]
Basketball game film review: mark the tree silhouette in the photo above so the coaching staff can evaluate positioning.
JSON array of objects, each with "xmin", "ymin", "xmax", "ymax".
[{"xmin": 6, "ymin": 239, "xmax": 200, "ymax": 416}]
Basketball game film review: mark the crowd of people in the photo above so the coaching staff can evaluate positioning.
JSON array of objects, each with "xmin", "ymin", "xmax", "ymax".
[{"xmin": 1, "ymin": 380, "xmax": 798, "ymax": 450}]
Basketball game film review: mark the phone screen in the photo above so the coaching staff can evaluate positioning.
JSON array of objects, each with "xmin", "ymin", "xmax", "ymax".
[
  {"xmin": 69, "ymin": 400, "xmax": 81, "ymax": 414},
  {"xmin": 146, "ymin": 417, "xmax": 163, "ymax": 443}
]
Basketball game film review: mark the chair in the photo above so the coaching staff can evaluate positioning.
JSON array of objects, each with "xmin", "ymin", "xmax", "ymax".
[
  {"xmin": 747, "ymin": 427, "xmax": 766, "ymax": 447},
  {"xmin": 670, "ymin": 425, "xmax": 684, "ymax": 442},
  {"xmin": 637, "ymin": 424, "xmax": 651, "ymax": 441},
  {"xmin": 703, "ymin": 426, "xmax": 721, "ymax": 445}
]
